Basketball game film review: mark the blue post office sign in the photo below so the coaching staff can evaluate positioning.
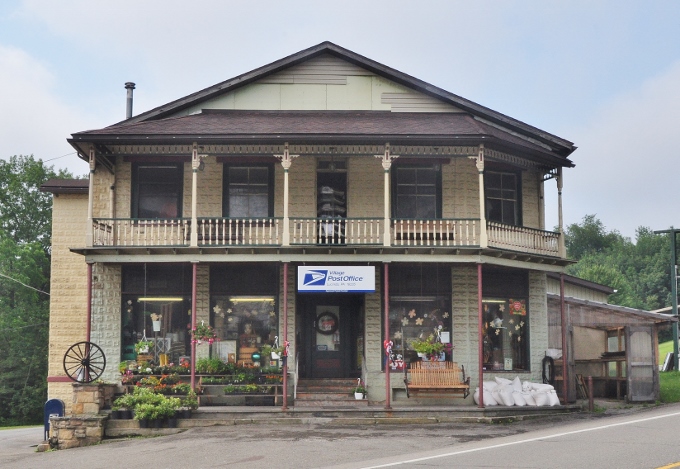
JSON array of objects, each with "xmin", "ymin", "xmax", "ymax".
[{"xmin": 297, "ymin": 266, "xmax": 375, "ymax": 293}]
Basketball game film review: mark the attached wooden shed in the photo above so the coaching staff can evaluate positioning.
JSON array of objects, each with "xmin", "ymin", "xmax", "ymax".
[{"xmin": 547, "ymin": 288, "xmax": 675, "ymax": 403}]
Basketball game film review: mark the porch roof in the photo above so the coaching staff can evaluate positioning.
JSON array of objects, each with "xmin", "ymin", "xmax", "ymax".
[
  {"xmin": 70, "ymin": 110, "xmax": 571, "ymax": 167},
  {"xmin": 547, "ymin": 294, "xmax": 677, "ymax": 328}
]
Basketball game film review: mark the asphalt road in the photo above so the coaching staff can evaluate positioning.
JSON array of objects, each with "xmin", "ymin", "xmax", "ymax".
[{"xmin": 2, "ymin": 404, "xmax": 680, "ymax": 469}]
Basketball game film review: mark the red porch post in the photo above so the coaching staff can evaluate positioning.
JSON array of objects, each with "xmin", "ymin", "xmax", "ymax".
[
  {"xmin": 384, "ymin": 262, "xmax": 391, "ymax": 410},
  {"xmin": 282, "ymin": 262, "xmax": 289, "ymax": 410},
  {"xmin": 477, "ymin": 263, "xmax": 484, "ymax": 408},
  {"xmin": 190, "ymin": 262, "xmax": 197, "ymax": 391}
]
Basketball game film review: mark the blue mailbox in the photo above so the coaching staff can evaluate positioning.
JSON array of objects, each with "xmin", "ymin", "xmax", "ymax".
[{"xmin": 44, "ymin": 399, "xmax": 65, "ymax": 441}]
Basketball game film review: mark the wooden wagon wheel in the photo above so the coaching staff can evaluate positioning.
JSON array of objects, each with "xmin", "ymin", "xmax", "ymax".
[{"xmin": 63, "ymin": 341, "xmax": 106, "ymax": 383}]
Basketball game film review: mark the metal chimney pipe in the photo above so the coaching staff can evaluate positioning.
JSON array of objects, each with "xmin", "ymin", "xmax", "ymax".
[{"xmin": 125, "ymin": 82, "xmax": 136, "ymax": 119}]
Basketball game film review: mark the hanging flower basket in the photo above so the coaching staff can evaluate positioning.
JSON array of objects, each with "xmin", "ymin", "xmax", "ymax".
[{"xmin": 189, "ymin": 321, "xmax": 218, "ymax": 345}]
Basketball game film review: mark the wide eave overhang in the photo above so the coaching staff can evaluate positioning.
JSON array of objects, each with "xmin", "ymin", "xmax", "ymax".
[{"xmin": 69, "ymin": 111, "xmax": 574, "ymax": 169}]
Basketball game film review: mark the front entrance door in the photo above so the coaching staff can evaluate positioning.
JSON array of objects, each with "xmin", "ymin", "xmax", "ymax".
[{"xmin": 300, "ymin": 294, "xmax": 363, "ymax": 379}]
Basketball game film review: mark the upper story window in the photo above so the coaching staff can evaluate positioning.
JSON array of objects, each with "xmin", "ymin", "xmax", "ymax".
[
  {"xmin": 131, "ymin": 164, "xmax": 183, "ymax": 219},
  {"xmin": 485, "ymin": 170, "xmax": 521, "ymax": 226},
  {"xmin": 392, "ymin": 164, "xmax": 441, "ymax": 219},
  {"xmin": 223, "ymin": 165, "xmax": 273, "ymax": 218}
]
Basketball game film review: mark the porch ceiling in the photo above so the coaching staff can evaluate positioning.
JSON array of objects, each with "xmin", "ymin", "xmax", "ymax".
[{"xmin": 71, "ymin": 245, "xmax": 572, "ymax": 271}]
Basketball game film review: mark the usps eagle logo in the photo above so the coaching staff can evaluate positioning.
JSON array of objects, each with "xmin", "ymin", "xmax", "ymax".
[{"xmin": 303, "ymin": 270, "xmax": 328, "ymax": 286}]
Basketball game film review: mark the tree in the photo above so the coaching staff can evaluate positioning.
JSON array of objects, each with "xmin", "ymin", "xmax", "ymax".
[
  {"xmin": 0, "ymin": 155, "xmax": 72, "ymax": 425},
  {"xmin": 565, "ymin": 215, "xmax": 671, "ymax": 312}
]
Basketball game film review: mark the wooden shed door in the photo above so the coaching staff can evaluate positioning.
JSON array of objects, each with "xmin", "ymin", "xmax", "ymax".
[{"xmin": 625, "ymin": 325, "xmax": 657, "ymax": 402}]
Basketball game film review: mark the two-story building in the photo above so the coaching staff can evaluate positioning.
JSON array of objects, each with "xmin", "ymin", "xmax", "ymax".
[{"xmin": 45, "ymin": 42, "xmax": 576, "ymax": 408}]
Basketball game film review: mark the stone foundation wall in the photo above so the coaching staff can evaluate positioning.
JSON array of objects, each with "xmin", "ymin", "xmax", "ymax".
[{"xmin": 49, "ymin": 383, "xmax": 116, "ymax": 449}]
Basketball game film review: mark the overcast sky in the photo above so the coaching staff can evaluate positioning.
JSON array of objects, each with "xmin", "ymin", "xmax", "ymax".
[{"xmin": 1, "ymin": 1, "xmax": 678, "ymax": 239}]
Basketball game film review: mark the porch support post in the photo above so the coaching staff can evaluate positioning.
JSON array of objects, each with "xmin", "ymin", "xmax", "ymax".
[
  {"xmin": 86, "ymin": 147, "xmax": 95, "ymax": 247},
  {"xmin": 474, "ymin": 146, "xmax": 488, "ymax": 248},
  {"xmin": 86, "ymin": 262, "xmax": 93, "ymax": 343},
  {"xmin": 190, "ymin": 144, "xmax": 200, "ymax": 247},
  {"xmin": 275, "ymin": 143, "xmax": 298, "ymax": 247},
  {"xmin": 557, "ymin": 168, "xmax": 566, "ymax": 258},
  {"xmin": 384, "ymin": 262, "xmax": 391, "ymax": 409},
  {"xmin": 560, "ymin": 273, "xmax": 568, "ymax": 403},
  {"xmin": 375, "ymin": 143, "xmax": 398, "ymax": 247},
  {"xmin": 190, "ymin": 261, "xmax": 198, "ymax": 391},
  {"xmin": 282, "ymin": 262, "xmax": 289, "ymax": 410},
  {"xmin": 477, "ymin": 263, "xmax": 484, "ymax": 408}
]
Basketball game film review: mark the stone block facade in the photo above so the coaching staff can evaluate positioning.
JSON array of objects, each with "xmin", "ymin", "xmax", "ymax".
[
  {"xmin": 91, "ymin": 263, "xmax": 122, "ymax": 383},
  {"xmin": 48, "ymin": 193, "xmax": 89, "ymax": 412}
]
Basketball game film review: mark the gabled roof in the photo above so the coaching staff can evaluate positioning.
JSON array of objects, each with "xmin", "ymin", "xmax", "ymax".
[{"xmin": 106, "ymin": 42, "xmax": 575, "ymax": 159}]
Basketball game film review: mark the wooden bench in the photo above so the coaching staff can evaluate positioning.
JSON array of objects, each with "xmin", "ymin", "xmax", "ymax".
[{"xmin": 406, "ymin": 361, "xmax": 470, "ymax": 398}]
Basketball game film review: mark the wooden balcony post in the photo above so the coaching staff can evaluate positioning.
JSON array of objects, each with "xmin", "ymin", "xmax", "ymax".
[
  {"xmin": 86, "ymin": 147, "xmax": 95, "ymax": 248},
  {"xmin": 275, "ymin": 143, "xmax": 298, "ymax": 247},
  {"xmin": 375, "ymin": 143, "xmax": 398, "ymax": 247},
  {"xmin": 474, "ymin": 145, "xmax": 488, "ymax": 248},
  {"xmin": 557, "ymin": 167, "xmax": 566, "ymax": 258},
  {"xmin": 190, "ymin": 144, "xmax": 200, "ymax": 247}
]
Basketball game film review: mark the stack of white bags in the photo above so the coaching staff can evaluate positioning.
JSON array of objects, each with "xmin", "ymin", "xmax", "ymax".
[{"xmin": 473, "ymin": 376, "xmax": 560, "ymax": 406}]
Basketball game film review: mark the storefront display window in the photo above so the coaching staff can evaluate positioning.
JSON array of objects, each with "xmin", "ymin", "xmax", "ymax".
[
  {"xmin": 482, "ymin": 298, "xmax": 529, "ymax": 371},
  {"xmin": 388, "ymin": 296, "xmax": 452, "ymax": 365},
  {"xmin": 121, "ymin": 264, "xmax": 192, "ymax": 364},
  {"xmin": 210, "ymin": 296, "xmax": 278, "ymax": 366}
]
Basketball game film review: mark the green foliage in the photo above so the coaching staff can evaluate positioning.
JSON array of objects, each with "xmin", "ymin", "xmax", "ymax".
[
  {"xmin": 659, "ymin": 371, "xmax": 680, "ymax": 403},
  {"xmin": 565, "ymin": 215, "xmax": 672, "ymax": 312},
  {"xmin": 0, "ymin": 155, "xmax": 72, "ymax": 425},
  {"xmin": 195, "ymin": 357, "xmax": 230, "ymax": 375}
]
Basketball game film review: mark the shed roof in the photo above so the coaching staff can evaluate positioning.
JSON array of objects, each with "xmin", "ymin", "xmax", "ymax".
[
  {"xmin": 40, "ymin": 178, "xmax": 89, "ymax": 194},
  {"xmin": 547, "ymin": 294, "xmax": 676, "ymax": 328}
]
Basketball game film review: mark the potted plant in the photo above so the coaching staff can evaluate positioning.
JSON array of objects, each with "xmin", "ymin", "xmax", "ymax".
[
  {"xmin": 410, "ymin": 334, "xmax": 447, "ymax": 361},
  {"xmin": 135, "ymin": 340, "xmax": 154, "ymax": 354},
  {"xmin": 150, "ymin": 313, "xmax": 162, "ymax": 332},
  {"xmin": 180, "ymin": 390, "xmax": 198, "ymax": 418},
  {"xmin": 190, "ymin": 321, "xmax": 218, "ymax": 345},
  {"xmin": 354, "ymin": 379, "xmax": 366, "ymax": 400}
]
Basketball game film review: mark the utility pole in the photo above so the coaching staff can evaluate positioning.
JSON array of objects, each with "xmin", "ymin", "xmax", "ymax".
[{"xmin": 654, "ymin": 228, "xmax": 679, "ymax": 371}]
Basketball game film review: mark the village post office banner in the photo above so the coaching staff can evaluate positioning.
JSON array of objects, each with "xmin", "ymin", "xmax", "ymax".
[{"xmin": 297, "ymin": 266, "xmax": 375, "ymax": 293}]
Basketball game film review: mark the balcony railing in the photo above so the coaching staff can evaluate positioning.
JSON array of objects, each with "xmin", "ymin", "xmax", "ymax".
[
  {"xmin": 487, "ymin": 221, "xmax": 560, "ymax": 256},
  {"xmin": 391, "ymin": 219, "xmax": 480, "ymax": 247},
  {"xmin": 196, "ymin": 217, "xmax": 282, "ymax": 246},
  {"xmin": 290, "ymin": 218, "xmax": 384, "ymax": 245},
  {"xmin": 92, "ymin": 218, "xmax": 190, "ymax": 247},
  {"xmin": 90, "ymin": 217, "xmax": 560, "ymax": 257}
]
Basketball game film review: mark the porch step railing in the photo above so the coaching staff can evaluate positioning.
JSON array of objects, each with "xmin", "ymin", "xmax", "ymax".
[
  {"xmin": 290, "ymin": 218, "xmax": 384, "ymax": 245},
  {"xmin": 92, "ymin": 218, "xmax": 190, "ymax": 247},
  {"xmin": 487, "ymin": 221, "xmax": 560, "ymax": 256},
  {"xmin": 196, "ymin": 217, "xmax": 282, "ymax": 246},
  {"xmin": 391, "ymin": 219, "xmax": 479, "ymax": 247}
]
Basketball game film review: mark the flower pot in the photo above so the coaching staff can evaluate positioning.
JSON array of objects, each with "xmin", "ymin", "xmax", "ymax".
[
  {"xmin": 121, "ymin": 409, "xmax": 133, "ymax": 419},
  {"xmin": 180, "ymin": 409, "xmax": 192, "ymax": 419},
  {"xmin": 138, "ymin": 419, "xmax": 149, "ymax": 428},
  {"xmin": 354, "ymin": 392, "xmax": 364, "ymax": 400},
  {"xmin": 153, "ymin": 419, "xmax": 162, "ymax": 429},
  {"xmin": 167, "ymin": 417, "xmax": 178, "ymax": 428},
  {"xmin": 110, "ymin": 410, "xmax": 122, "ymax": 419},
  {"xmin": 421, "ymin": 352, "xmax": 445, "ymax": 362}
]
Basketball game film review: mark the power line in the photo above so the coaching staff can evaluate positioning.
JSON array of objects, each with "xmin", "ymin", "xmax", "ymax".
[
  {"xmin": 0, "ymin": 272, "xmax": 50, "ymax": 296},
  {"xmin": 43, "ymin": 151, "xmax": 77, "ymax": 163}
]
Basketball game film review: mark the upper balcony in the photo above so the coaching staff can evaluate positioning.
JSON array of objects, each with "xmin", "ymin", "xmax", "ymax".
[{"xmin": 90, "ymin": 216, "xmax": 561, "ymax": 257}]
